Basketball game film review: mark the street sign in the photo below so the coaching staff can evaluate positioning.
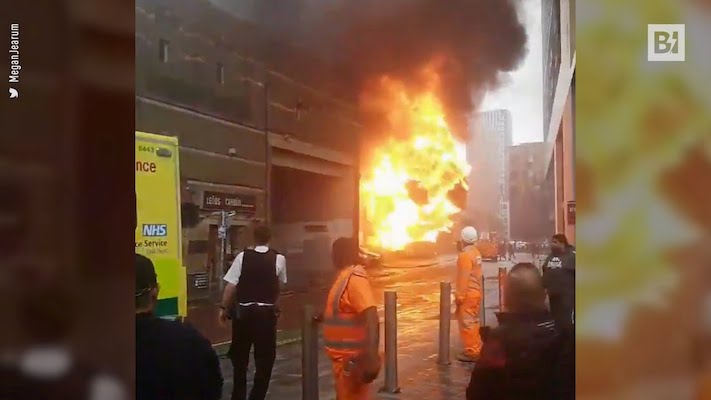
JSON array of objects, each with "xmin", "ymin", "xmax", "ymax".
[
  {"xmin": 202, "ymin": 191, "xmax": 257, "ymax": 217},
  {"xmin": 567, "ymin": 201, "xmax": 576, "ymax": 225},
  {"xmin": 193, "ymin": 272, "xmax": 209, "ymax": 289},
  {"xmin": 218, "ymin": 226, "xmax": 227, "ymax": 239}
]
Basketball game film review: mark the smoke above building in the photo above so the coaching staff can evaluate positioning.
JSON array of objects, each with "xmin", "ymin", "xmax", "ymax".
[{"xmin": 210, "ymin": 0, "xmax": 528, "ymax": 140}]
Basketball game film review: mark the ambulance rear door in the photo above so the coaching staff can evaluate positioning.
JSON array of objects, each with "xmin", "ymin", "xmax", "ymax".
[{"xmin": 135, "ymin": 131, "xmax": 186, "ymax": 319}]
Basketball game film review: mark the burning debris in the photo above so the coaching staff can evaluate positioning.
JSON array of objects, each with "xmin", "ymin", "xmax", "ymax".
[
  {"xmin": 359, "ymin": 72, "xmax": 470, "ymax": 251},
  {"xmin": 340, "ymin": 0, "xmax": 526, "ymax": 251},
  {"xmin": 214, "ymin": 0, "xmax": 527, "ymax": 251}
]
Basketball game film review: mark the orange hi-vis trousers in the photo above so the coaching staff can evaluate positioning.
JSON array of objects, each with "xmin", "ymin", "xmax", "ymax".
[
  {"xmin": 457, "ymin": 297, "xmax": 482, "ymax": 357},
  {"xmin": 456, "ymin": 245, "xmax": 483, "ymax": 357},
  {"xmin": 331, "ymin": 358, "xmax": 371, "ymax": 400}
]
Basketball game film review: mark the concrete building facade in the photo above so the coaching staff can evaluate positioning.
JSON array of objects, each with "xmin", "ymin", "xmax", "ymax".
[
  {"xmin": 135, "ymin": 0, "xmax": 361, "ymax": 313},
  {"xmin": 468, "ymin": 109, "xmax": 513, "ymax": 239},
  {"xmin": 540, "ymin": 0, "xmax": 575, "ymax": 244},
  {"xmin": 508, "ymin": 142, "xmax": 555, "ymax": 241}
]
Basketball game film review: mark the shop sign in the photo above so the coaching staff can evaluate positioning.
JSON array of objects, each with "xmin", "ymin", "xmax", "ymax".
[
  {"xmin": 567, "ymin": 201, "xmax": 576, "ymax": 224},
  {"xmin": 202, "ymin": 191, "xmax": 257, "ymax": 217}
]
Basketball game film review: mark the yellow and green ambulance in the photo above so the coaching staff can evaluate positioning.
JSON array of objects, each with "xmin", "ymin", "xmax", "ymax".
[{"xmin": 135, "ymin": 131, "xmax": 187, "ymax": 319}]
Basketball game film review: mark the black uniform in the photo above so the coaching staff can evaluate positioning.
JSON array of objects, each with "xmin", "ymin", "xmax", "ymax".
[
  {"xmin": 541, "ymin": 245, "xmax": 575, "ymax": 399},
  {"xmin": 229, "ymin": 249, "xmax": 280, "ymax": 400},
  {"xmin": 136, "ymin": 313, "xmax": 223, "ymax": 400},
  {"xmin": 541, "ymin": 245, "xmax": 575, "ymax": 335},
  {"xmin": 466, "ymin": 311, "xmax": 573, "ymax": 400}
]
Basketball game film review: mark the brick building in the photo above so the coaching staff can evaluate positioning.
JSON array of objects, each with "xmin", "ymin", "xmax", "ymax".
[{"xmin": 135, "ymin": 0, "xmax": 361, "ymax": 338}]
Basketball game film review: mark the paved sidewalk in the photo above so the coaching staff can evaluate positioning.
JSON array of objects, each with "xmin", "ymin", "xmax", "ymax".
[
  {"xmin": 218, "ymin": 315, "xmax": 475, "ymax": 399},
  {"xmin": 217, "ymin": 255, "xmax": 529, "ymax": 399}
]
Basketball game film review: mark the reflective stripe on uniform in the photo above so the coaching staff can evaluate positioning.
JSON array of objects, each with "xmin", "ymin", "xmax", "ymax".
[
  {"xmin": 329, "ymin": 269, "xmax": 354, "ymax": 318},
  {"xmin": 323, "ymin": 339, "xmax": 367, "ymax": 349},
  {"xmin": 468, "ymin": 254, "xmax": 481, "ymax": 293},
  {"xmin": 323, "ymin": 266, "xmax": 368, "ymax": 354},
  {"xmin": 323, "ymin": 318, "xmax": 362, "ymax": 327}
]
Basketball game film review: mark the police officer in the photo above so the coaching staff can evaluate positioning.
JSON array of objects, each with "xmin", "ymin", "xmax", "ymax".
[
  {"xmin": 219, "ymin": 225, "xmax": 287, "ymax": 400},
  {"xmin": 136, "ymin": 253, "xmax": 223, "ymax": 400}
]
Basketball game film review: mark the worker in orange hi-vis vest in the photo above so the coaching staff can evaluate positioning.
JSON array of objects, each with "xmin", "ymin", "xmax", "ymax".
[
  {"xmin": 456, "ymin": 226, "xmax": 484, "ymax": 362},
  {"xmin": 318, "ymin": 237, "xmax": 381, "ymax": 400}
]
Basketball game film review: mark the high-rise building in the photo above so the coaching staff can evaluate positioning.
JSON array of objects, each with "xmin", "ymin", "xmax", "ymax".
[
  {"xmin": 540, "ymin": 0, "xmax": 575, "ymax": 243},
  {"xmin": 467, "ymin": 109, "xmax": 513, "ymax": 239},
  {"xmin": 508, "ymin": 142, "xmax": 555, "ymax": 241}
]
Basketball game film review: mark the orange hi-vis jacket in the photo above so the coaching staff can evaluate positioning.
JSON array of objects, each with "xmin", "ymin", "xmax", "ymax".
[
  {"xmin": 456, "ymin": 245, "xmax": 483, "ymax": 302},
  {"xmin": 323, "ymin": 265, "xmax": 370, "ymax": 360}
]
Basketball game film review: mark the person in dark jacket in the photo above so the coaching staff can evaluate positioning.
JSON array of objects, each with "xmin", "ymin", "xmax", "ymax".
[
  {"xmin": 541, "ymin": 234, "xmax": 575, "ymax": 336},
  {"xmin": 507, "ymin": 242, "xmax": 516, "ymax": 261},
  {"xmin": 466, "ymin": 262, "xmax": 573, "ymax": 400},
  {"xmin": 497, "ymin": 241, "xmax": 507, "ymax": 261},
  {"xmin": 136, "ymin": 254, "xmax": 223, "ymax": 400},
  {"xmin": 541, "ymin": 234, "xmax": 575, "ymax": 399}
]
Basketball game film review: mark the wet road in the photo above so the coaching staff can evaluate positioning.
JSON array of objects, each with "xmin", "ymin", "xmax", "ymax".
[{"xmin": 218, "ymin": 254, "xmax": 538, "ymax": 399}]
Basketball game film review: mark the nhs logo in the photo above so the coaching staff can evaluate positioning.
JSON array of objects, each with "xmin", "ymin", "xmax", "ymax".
[{"xmin": 142, "ymin": 224, "xmax": 167, "ymax": 237}]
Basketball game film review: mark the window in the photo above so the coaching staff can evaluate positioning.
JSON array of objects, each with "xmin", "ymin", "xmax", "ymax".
[
  {"xmin": 159, "ymin": 39, "xmax": 169, "ymax": 62},
  {"xmin": 216, "ymin": 62, "xmax": 224, "ymax": 85}
]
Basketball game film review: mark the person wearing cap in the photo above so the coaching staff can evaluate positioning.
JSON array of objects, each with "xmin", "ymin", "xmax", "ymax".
[
  {"xmin": 135, "ymin": 254, "xmax": 223, "ymax": 400},
  {"xmin": 456, "ymin": 226, "xmax": 484, "ymax": 362}
]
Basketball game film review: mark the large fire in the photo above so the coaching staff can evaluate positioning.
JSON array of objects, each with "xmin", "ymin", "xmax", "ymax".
[{"xmin": 360, "ymin": 74, "xmax": 470, "ymax": 251}]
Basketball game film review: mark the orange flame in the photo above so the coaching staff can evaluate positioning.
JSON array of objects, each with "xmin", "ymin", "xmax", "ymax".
[{"xmin": 360, "ymin": 73, "xmax": 470, "ymax": 251}]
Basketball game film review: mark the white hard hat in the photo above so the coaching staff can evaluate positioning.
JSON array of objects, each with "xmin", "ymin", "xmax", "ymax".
[{"xmin": 461, "ymin": 226, "xmax": 478, "ymax": 244}]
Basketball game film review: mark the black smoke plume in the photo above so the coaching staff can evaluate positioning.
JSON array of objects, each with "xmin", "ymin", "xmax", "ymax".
[
  {"xmin": 328, "ymin": 0, "xmax": 528, "ymax": 139},
  {"xmin": 211, "ymin": 0, "xmax": 527, "ymax": 139}
]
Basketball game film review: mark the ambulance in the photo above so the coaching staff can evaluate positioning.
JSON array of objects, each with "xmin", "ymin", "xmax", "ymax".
[{"xmin": 135, "ymin": 131, "xmax": 187, "ymax": 320}]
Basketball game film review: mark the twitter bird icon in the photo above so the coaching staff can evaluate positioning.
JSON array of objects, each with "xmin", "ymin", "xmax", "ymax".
[{"xmin": 9, "ymin": 88, "xmax": 19, "ymax": 99}]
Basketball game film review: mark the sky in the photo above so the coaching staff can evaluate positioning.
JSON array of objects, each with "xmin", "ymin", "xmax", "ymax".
[{"xmin": 480, "ymin": 0, "xmax": 543, "ymax": 145}]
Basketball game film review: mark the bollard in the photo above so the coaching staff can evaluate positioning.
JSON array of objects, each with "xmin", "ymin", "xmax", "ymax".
[
  {"xmin": 479, "ymin": 275, "xmax": 486, "ymax": 327},
  {"xmin": 498, "ymin": 267, "xmax": 507, "ymax": 312},
  {"xmin": 438, "ymin": 281, "xmax": 451, "ymax": 365},
  {"xmin": 301, "ymin": 305, "xmax": 319, "ymax": 400},
  {"xmin": 381, "ymin": 291, "xmax": 401, "ymax": 393}
]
